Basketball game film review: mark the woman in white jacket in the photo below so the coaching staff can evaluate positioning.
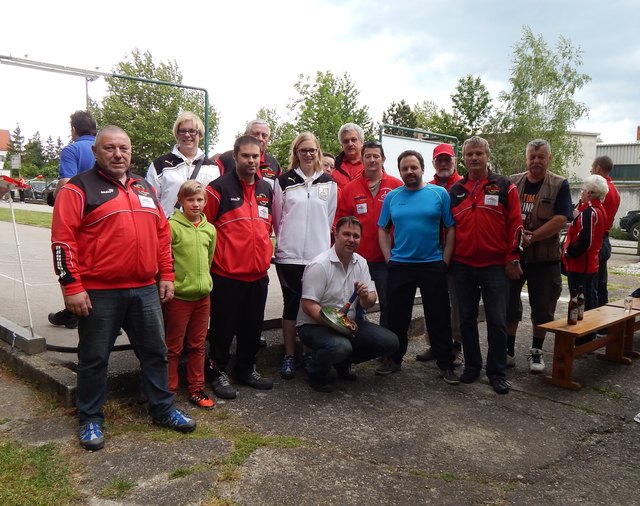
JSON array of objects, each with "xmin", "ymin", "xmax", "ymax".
[
  {"xmin": 146, "ymin": 112, "xmax": 220, "ymax": 218},
  {"xmin": 273, "ymin": 132, "xmax": 338, "ymax": 379}
]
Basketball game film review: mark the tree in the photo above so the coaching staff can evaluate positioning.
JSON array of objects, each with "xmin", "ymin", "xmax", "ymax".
[
  {"xmin": 413, "ymin": 101, "xmax": 462, "ymax": 142},
  {"xmin": 487, "ymin": 26, "xmax": 590, "ymax": 175},
  {"xmin": 451, "ymin": 75, "xmax": 492, "ymax": 137},
  {"xmin": 288, "ymin": 71, "xmax": 374, "ymax": 156},
  {"xmin": 92, "ymin": 49, "xmax": 219, "ymax": 174},
  {"xmin": 23, "ymin": 132, "xmax": 45, "ymax": 170},
  {"xmin": 3, "ymin": 124, "xmax": 24, "ymax": 174},
  {"xmin": 381, "ymin": 100, "xmax": 417, "ymax": 137}
]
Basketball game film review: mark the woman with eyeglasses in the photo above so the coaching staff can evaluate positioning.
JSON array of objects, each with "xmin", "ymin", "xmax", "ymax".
[
  {"xmin": 562, "ymin": 174, "xmax": 608, "ymax": 343},
  {"xmin": 146, "ymin": 112, "xmax": 220, "ymax": 218},
  {"xmin": 272, "ymin": 132, "xmax": 338, "ymax": 380}
]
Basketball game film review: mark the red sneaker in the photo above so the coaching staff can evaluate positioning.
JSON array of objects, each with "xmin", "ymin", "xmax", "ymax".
[{"xmin": 189, "ymin": 390, "xmax": 215, "ymax": 409}]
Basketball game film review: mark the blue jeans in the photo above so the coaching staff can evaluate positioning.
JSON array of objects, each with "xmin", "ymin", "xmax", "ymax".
[
  {"xmin": 453, "ymin": 262, "xmax": 508, "ymax": 379},
  {"xmin": 298, "ymin": 320, "xmax": 398, "ymax": 380},
  {"xmin": 76, "ymin": 285, "xmax": 175, "ymax": 424}
]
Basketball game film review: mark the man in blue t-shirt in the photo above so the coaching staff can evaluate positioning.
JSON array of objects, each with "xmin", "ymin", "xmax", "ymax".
[
  {"xmin": 48, "ymin": 110, "xmax": 97, "ymax": 329},
  {"xmin": 377, "ymin": 150, "xmax": 459, "ymax": 385}
]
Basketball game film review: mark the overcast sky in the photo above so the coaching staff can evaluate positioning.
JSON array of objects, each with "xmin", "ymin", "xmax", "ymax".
[{"xmin": 1, "ymin": 0, "xmax": 638, "ymax": 154}]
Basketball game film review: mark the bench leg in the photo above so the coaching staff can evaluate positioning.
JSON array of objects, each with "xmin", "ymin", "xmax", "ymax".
[
  {"xmin": 624, "ymin": 319, "xmax": 640, "ymax": 359},
  {"xmin": 598, "ymin": 323, "xmax": 633, "ymax": 365},
  {"xmin": 544, "ymin": 332, "xmax": 581, "ymax": 390}
]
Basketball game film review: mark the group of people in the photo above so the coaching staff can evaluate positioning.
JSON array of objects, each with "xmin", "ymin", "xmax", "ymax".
[{"xmin": 49, "ymin": 111, "xmax": 620, "ymax": 451}]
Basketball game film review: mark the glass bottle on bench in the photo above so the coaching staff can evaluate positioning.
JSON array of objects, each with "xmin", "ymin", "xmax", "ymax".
[
  {"xmin": 577, "ymin": 285, "xmax": 585, "ymax": 321},
  {"xmin": 567, "ymin": 289, "xmax": 578, "ymax": 325}
]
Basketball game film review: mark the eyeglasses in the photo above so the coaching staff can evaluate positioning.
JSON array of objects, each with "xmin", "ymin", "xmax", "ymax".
[
  {"xmin": 177, "ymin": 129, "xmax": 199, "ymax": 136},
  {"xmin": 298, "ymin": 148, "xmax": 318, "ymax": 156}
]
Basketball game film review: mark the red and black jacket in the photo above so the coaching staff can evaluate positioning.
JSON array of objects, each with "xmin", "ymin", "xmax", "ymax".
[
  {"xmin": 204, "ymin": 171, "xmax": 273, "ymax": 282},
  {"xmin": 563, "ymin": 200, "xmax": 606, "ymax": 274},
  {"xmin": 449, "ymin": 171, "xmax": 523, "ymax": 267},
  {"xmin": 51, "ymin": 165, "xmax": 174, "ymax": 295}
]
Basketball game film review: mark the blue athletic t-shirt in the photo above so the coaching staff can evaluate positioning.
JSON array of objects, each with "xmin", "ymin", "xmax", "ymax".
[{"xmin": 378, "ymin": 184, "xmax": 454, "ymax": 263}]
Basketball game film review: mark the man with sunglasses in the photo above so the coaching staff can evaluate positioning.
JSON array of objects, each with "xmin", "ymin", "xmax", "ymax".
[
  {"xmin": 416, "ymin": 143, "xmax": 464, "ymax": 366},
  {"xmin": 216, "ymin": 119, "xmax": 282, "ymax": 189}
]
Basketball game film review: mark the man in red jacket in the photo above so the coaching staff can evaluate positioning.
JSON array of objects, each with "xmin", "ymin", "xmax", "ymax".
[
  {"xmin": 589, "ymin": 155, "xmax": 620, "ymax": 307},
  {"xmin": 417, "ymin": 143, "xmax": 464, "ymax": 365},
  {"xmin": 51, "ymin": 126, "xmax": 196, "ymax": 451},
  {"xmin": 335, "ymin": 141, "xmax": 402, "ymax": 327},
  {"xmin": 204, "ymin": 135, "xmax": 274, "ymax": 399},
  {"xmin": 449, "ymin": 136, "xmax": 523, "ymax": 394},
  {"xmin": 332, "ymin": 123, "xmax": 365, "ymax": 189}
]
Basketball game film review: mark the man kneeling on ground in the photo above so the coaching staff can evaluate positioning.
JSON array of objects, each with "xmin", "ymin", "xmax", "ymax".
[{"xmin": 297, "ymin": 216, "xmax": 399, "ymax": 392}]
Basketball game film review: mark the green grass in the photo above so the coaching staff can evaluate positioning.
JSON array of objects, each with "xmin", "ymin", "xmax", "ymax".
[
  {"xmin": 0, "ymin": 441, "xmax": 80, "ymax": 506},
  {"xmin": 593, "ymin": 386, "xmax": 623, "ymax": 400},
  {"xmin": 169, "ymin": 463, "xmax": 212, "ymax": 480},
  {"xmin": 0, "ymin": 208, "xmax": 52, "ymax": 228},
  {"xmin": 216, "ymin": 424, "xmax": 305, "ymax": 482},
  {"xmin": 97, "ymin": 477, "xmax": 137, "ymax": 499}
]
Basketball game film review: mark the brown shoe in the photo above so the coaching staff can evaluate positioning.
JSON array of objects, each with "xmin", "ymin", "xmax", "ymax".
[{"xmin": 416, "ymin": 348, "xmax": 434, "ymax": 362}]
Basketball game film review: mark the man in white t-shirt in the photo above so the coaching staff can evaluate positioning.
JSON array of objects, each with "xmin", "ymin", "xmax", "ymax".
[{"xmin": 297, "ymin": 216, "xmax": 398, "ymax": 392}]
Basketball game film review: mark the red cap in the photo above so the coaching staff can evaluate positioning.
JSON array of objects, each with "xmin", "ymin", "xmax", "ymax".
[{"xmin": 433, "ymin": 143, "xmax": 455, "ymax": 158}]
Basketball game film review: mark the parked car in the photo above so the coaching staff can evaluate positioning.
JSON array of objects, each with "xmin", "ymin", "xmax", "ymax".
[
  {"xmin": 619, "ymin": 210, "xmax": 640, "ymax": 240},
  {"xmin": 44, "ymin": 180, "xmax": 57, "ymax": 207},
  {"xmin": 25, "ymin": 180, "xmax": 47, "ymax": 202}
]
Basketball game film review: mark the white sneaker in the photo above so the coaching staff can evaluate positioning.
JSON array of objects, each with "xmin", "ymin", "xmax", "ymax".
[
  {"xmin": 529, "ymin": 348, "xmax": 545, "ymax": 374},
  {"xmin": 506, "ymin": 354, "xmax": 516, "ymax": 368}
]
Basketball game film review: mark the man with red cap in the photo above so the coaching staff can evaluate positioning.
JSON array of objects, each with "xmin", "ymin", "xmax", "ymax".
[{"xmin": 416, "ymin": 143, "xmax": 464, "ymax": 366}]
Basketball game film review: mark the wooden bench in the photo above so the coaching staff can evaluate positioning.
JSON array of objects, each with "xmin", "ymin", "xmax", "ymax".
[
  {"xmin": 607, "ymin": 297, "xmax": 640, "ymax": 336},
  {"xmin": 538, "ymin": 305, "xmax": 640, "ymax": 390}
]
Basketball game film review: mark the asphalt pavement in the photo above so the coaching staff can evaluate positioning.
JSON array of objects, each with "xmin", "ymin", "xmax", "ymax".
[{"xmin": 1, "ymin": 203, "xmax": 640, "ymax": 505}]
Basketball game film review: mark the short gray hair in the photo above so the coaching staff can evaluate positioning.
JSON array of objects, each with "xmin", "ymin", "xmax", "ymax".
[
  {"xmin": 245, "ymin": 119, "xmax": 270, "ymax": 135},
  {"xmin": 582, "ymin": 174, "xmax": 609, "ymax": 201},
  {"xmin": 526, "ymin": 139, "xmax": 551, "ymax": 155},
  {"xmin": 462, "ymin": 136, "xmax": 491, "ymax": 157},
  {"xmin": 338, "ymin": 123, "xmax": 364, "ymax": 144}
]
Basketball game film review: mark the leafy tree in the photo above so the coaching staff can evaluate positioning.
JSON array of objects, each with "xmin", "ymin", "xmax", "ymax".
[
  {"xmin": 288, "ymin": 71, "xmax": 374, "ymax": 156},
  {"xmin": 23, "ymin": 132, "xmax": 45, "ymax": 169},
  {"xmin": 91, "ymin": 49, "xmax": 219, "ymax": 174},
  {"xmin": 451, "ymin": 75, "xmax": 492, "ymax": 137},
  {"xmin": 256, "ymin": 107, "xmax": 297, "ymax": 168},
  {"xmin": 487, "ymin": 26, "xmax": 590, "ymax": 175},
  {"xmin": 3, "ymin": 124, "xmax": 24, "ymax": 175},
  {"xmin": 413, "ymin": 101, "xmax": 462, "ymax": 143},
  {"xmin": 43, "ymin": 136, "xmax": 58, "ymax": 166},
  {"xmin": 381, "ymin": 100, "xmax": 417, "ymax": 137}
]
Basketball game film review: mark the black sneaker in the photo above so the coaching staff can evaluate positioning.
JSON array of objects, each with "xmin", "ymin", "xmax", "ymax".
[
  {"xmin": 48, "ymin": 309, "xmax": 78, "ymax": 329},
  {"xmin": 489, "ymin": 376, "xmax": 510, "ymax": 395},
  {"xmin": 459, "ymin": 368, "xmax": 480, "ymax": 384},
  {"xmin": 308, "ymin": 376, "xmax": 333, "ymax": 392},
  {"xmin": 441, "ymin": 369, "xmax": 460, "ymax": 385},
  {"xmin": 334, "ymin": 361, "xmax": 357, "ymax": 381},
  {"xmin": 237, "ymin": 366, "xmax": 273, "ymax": 390},
  {"xmin": 211, "ymin": 371, "xmax": 237, "ymax": 399}
]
